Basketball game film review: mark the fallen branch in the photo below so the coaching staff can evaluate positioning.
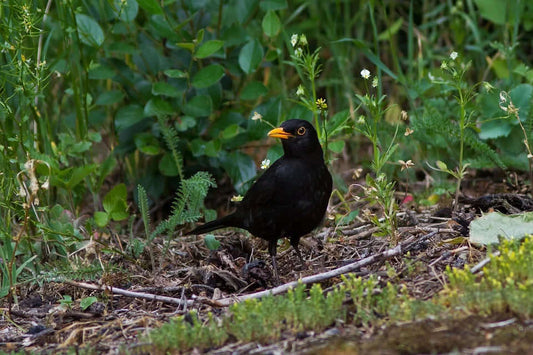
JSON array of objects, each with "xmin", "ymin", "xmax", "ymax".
[
  {"xmin": 63, "ymin": 280, "xmax": 194, "ymax": 307},
  {"xmin": 214, "ymin": 231, "xmax": 438, "ymax": 307}
]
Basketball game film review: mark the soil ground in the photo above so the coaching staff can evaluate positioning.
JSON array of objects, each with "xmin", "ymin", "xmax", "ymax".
[{"xmin": 1, "ymin": 170, "xmax": 532, "ymax": 354}]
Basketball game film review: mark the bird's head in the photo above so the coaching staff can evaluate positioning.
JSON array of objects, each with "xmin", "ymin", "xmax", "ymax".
[{"xmin": 268, "ymin": 119, "xmax": 323, "ymax": 159}]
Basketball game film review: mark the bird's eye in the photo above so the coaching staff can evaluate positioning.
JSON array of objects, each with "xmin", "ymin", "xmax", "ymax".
[{"xmin": 297, "ymin": 126, "xmax": 306, "ymax": 136}]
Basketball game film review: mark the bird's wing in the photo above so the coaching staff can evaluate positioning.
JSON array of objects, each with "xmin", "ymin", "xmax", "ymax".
[{"xmin": 241, "ymin": 158, "xmax": 288, "ymax": 207}]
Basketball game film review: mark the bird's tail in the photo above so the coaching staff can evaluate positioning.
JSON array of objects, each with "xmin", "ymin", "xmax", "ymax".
[{"xmin": 185, "ymin": 215, "xmax": 234, "ymax": 235}]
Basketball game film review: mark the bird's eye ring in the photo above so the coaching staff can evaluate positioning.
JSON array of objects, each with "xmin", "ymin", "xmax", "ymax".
[{"xmin": 297, "ymin": 126, "xmax": 306, "ymax": 136}]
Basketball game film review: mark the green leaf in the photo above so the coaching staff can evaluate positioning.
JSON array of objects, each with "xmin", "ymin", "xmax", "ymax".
[
  {"xmin": 328, "ymin": 140, "xmax": 345, "ymax": 153},
  {"xmin": 94, "ymin": 211, "xmax": 110, "ymax": 227},
  {"xmin": 239, "ymin": 40, "xmax": 264, "ymax": 74},
  {"xmin": 509, "ymin": 84, "xmax": 533, "ymax": 121},
  {"xmin": 76, "ymin": 14, "xmax": 105, "ymax": 47},
  {"xmin": 183, "ymin": 95, "xmax": 212, "ymax": 117},
  {"xmin": 192, "ymin": 64, "xmax": 225, "ymax": 88},
  {"xmin": 204, "ymin": 234, "xmax": 221, "ymax": 251},
  {"xmin": 159, "ymin": 152, "xmax": 180, "ymax": 176},
  {"xmin": 137, "ymin": 0, "xmax": 163, "ymax": 14},
  {"xmin": 377, "ymin": 18, "xmax": 403, "ymax": 41},
  {"xmin": 241, "ymin": 81, "xmax": 268, "ymax": 100},
  {"xmin": 164, "ymin": 69, "xmax": 187, "ymax": 78},
  {"xmin": 152, "ymin": 82, "xmax": 181, "ymax": 97},
  {"xmin": 115, "ymin": 105, "xmax": 145, "ymax": 130},
  {"xmin": 221, "ymin": 151, "xmax": 256, "ymax": 194},
  {"xmin": 204, "ymin": 139, "xmax": 222, "ymax": 157},
  {"xmin": 144, "ymin": 97, "xmax": 174, "ymax": 117},
  {"xmin": 88, "ymin": 64, "xmax": 115, "ymax": 79},
  {"xmin": 66, "ymin": 164, "xmax": 97, "ymax": 190},
  {"xmin": 473, "ymin": 0, "xmax": 506, "ymax": 25},
  {"xmin": 262, "ymin": 11, "xmax": 281, "ymax": 37},
  {"xmin": 95, "ymin": 90, "xmax": 124, "ymax": 106},
  {"xmin": 80, "ymin": 296, "xmax": 98, "ymax": 311},
  {"xmin": 221, "ymin": 124, "xmax": 240, "ymax": 140},
  {"xmin": 135, "ymin": 133, "xmax": 161, "ymax": 155},
  {"xmin": 470, "ymin": 211, "xmax": 533, "ymax": 245},
  {"xmin": 111, "ymin": 0, "xmax": 139, "ymax": 22},
  {"xmin": 103, "ymin": 183, "xmax": 129, "ymax": 221},
  {"xmin": 195, "ymin": 40, "xmax": 224, "ymax": 59}
]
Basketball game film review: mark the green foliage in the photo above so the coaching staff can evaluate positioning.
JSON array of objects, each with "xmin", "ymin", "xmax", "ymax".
[
  {"xmin": 150, "ymin": 171, "xmax": 215, "ymax": 239},
  {"xmin": 149, "ymin": 275, "xmax": 399, "ymax": 352},
  {"xmin": 442, "ymin": 236, "xmax": 533, "ymax": 318}
]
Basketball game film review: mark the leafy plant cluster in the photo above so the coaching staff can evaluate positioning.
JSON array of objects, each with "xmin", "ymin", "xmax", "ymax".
[{"xmin": 148, "ymin": 274, "xmax": 402, "ymax": 352}]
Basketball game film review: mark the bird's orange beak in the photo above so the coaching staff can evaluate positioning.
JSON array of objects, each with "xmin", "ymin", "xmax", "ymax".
[{"xmin": 268, "ymin": 127, "xmax": 294, "ymax": 139}]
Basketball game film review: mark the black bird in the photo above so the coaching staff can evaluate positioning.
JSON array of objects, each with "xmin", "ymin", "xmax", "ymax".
[{"xmin": 187, "ymin": 119, "xmax": 332, "ymax": 282}]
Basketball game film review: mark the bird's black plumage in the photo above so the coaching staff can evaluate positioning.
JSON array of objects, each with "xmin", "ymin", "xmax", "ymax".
[{"xmin": 187, "ymin": 119, "xmax": 332, "ymax": 281}]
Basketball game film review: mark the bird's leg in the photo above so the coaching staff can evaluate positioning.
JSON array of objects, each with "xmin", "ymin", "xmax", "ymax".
[
  {"xmin": 268, "ymin": 240, "xmax": 280, "ymax": 285},
  {"xmin": 290, "ymin": 238, "xmax": 305, "ymax": 267}
]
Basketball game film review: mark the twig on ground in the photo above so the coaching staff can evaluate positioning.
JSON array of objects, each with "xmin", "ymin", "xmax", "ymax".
[
  {"xmin": 470, "ymin": 251, "xmax": 500, "ymax": 274},
  {"xmin": 63, "ymin": 280, "xmax": 195, "ymax": 307},
  {"xmin": 214, "ymin": 231, "xmax": 438, "ymax": 307}
]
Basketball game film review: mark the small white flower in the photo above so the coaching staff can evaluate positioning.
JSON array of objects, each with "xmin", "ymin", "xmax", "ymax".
[
  {"xmin": 294, "ymin": 47, "xmax": 303, "ymax": 57},
  {"xmin": 428, "ymin": 72, "xmax": 435, "ymax": 81},
  {"xmin": 231, "ymin": 195, "xmax": 243, "ymax": 202},
  {"xmin": 296, "ymin": 84, "xmax": 305, "ymax": 96},
  {"xmin": 450, "ymin": 51, "xmax": 458, "ymax": 60},
  {"xmin": 357, "ymin": 115, "xmax": 366, "ymax": 125},
  {"xmin": 371, "ymin": 76, "xmax": 378, "ymax": 88},
  {"xmin": 360, "ymin": 69, "xmax": 370, "ymax": 79},
  {"xmin": 261, "ymin": 159, "xmax": 271, "ymax": 170},
  {"xmin": 291, "ymin": 34, "xmax": 298, "ymax": 47},
  {"xmin": 251, "ymin": 111, "xmax": 262, "ymax": 121}
]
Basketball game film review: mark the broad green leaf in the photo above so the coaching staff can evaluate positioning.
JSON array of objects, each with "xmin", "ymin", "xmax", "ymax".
[
  {"xmin": 221, "ymin": 151, "xmax": 256, "ymax": 194},
  {"xmin": 135, "ymin": 133, "xmax": 161, "ymax": 155},
  {"xmin": 88, "ymin": 64, "xmax": 115, "ymax": 79},
  {"xmin": 137, "ymin": 0, "xmax": 163, "ymax": 14},
  {"xmin": 183, "ymin": 95, "xmax": 212, "ymax": 117},
  {"xmin": 95, "ymin": 90, "xmax": 124, "ymax": 105},
  {"xmin": 111, "ymin": 0, "xmax": 139, "ymax": 22},
  {"xmin": 204, "ymin": 139, "xmax": 222, "ymax": 157},
  {"xmin": 328, "ymin": 140, "xmax": 345, "ymax": 153},
  {"xmin": 66, "ymin": 164, "xmax": 97, "ymax": 190},
  {"xmin": 470, "ymin": 211, "xmax": 533, "ymax": 245},
  {"xmin": 195, "ymin": 40, "xmax": 224, "ymax": 59},
  {"xmin": 94, "ymin": 211, "xmax": 109, "ymax": 227},
  {"xmin": 159, "ymin": 153, "xmax": 180, "ymax": 176},
  {"xmin": 76, "ymin": 14, "xmax": 105, "ymax": 47},
  {"xmin": 241, "ymin": 81, "xmax": 268, "ymax": 100},
  {"xmin": 204, "ymin": 234, "xmax": 221, "ymax": 250},
  {"xmin": 103, "ymin": 183, "xmax": 129, "ymax": 221},
  {"xmin": 221, "ymin": 124, "xmax": 240, "ymax": 140},
  {"xmin": 144, "ymin": 97, "xmax": 174, "ymax": 117},
  {"xmin": 152, "ymin": 82, "xmax": 181, "ymax": 97},
  {"xmin": 115, "ymin": 105, "xmax": 145, "ymax": 130},
  {"xmin": 239, "ymin": 40, "xmax": 264, "ymax": 74},
  {"xmin": 80, "ymin": 296, "xmax": 98, "ymax": 311},
  {"xmin": 262, "ymin": 11, "xmax": 281, "ymax": 37},
  {"xmin": 473, "ymin": 0, "xmax": 506, "ymax": 24},
  {"xmin": 192, "ymin": 64, "xmax": 225, "ymax": 88},
  {"xmin": 509, "ymin": 84, "xmax": 533, "ymax": 121}
]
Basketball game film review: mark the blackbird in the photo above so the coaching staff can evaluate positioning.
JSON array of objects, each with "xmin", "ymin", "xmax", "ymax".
[{"xmin": 187, "ymin": 119, "xmax": 332, "ymax": 282}]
